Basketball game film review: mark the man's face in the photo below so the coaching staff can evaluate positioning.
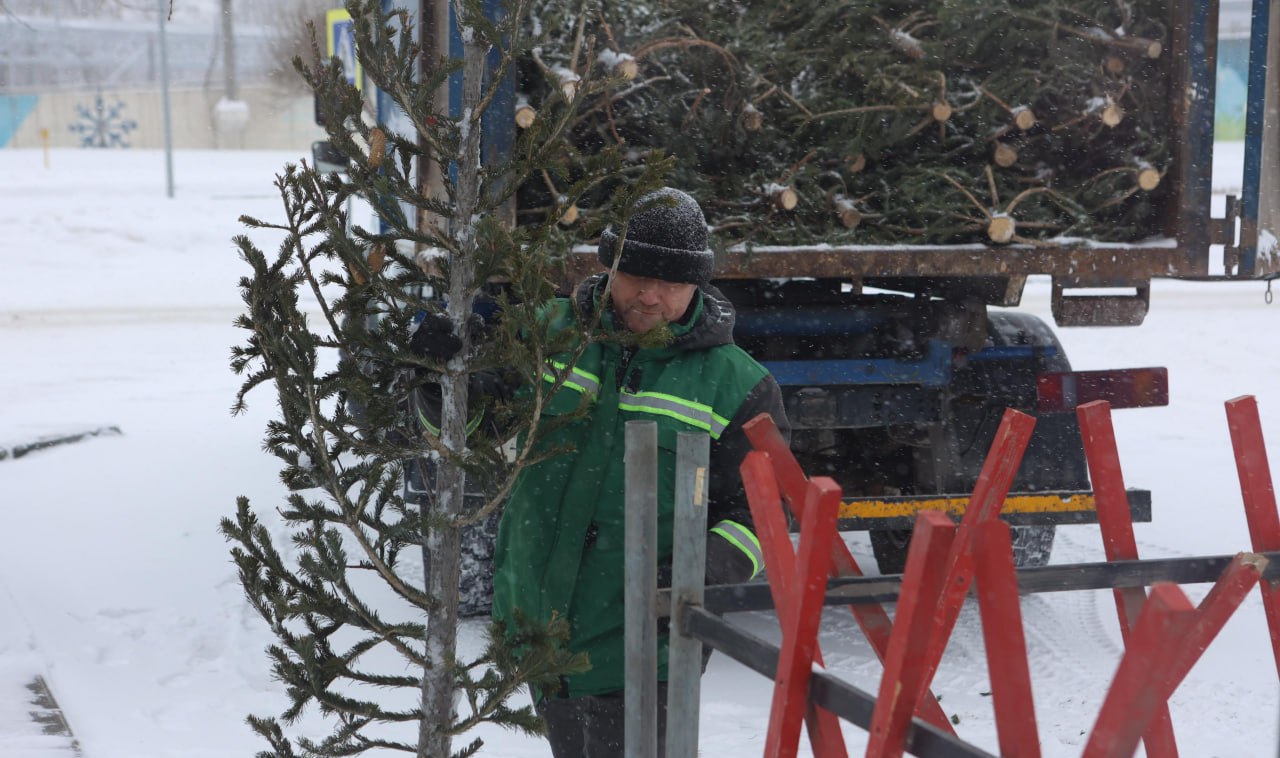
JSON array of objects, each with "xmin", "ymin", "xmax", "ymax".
[{"xmin": 609, "ymin": 271, "xmax": 698, "ymax": 333}]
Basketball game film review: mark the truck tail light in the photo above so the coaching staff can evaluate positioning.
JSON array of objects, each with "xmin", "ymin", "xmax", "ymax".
[{"xmin": 1036, "ymin": 367, "xmax": 1169, "ymax": 413}]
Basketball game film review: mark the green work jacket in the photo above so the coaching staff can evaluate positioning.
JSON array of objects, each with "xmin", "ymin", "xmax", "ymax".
[{"xmin": 492, "ymin": 275, "xmax": 789, "ymax": 697}]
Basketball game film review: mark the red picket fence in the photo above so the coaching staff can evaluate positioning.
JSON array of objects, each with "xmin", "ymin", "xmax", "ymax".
[{"xmin": 733, "ymin": 395, "xmax": 1279, "ymax": 758}]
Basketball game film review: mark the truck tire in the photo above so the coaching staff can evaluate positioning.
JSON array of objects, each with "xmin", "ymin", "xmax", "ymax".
[
  {"xmin": 870, "ymin": 522, "xmax": 1055, "ymax": 575},
  {"xmin": 869, "ymin": 310, "xmax": 1087, "ymax": 575},
  {"xmin": 868, "ymin": 529, "xmax": 913, "ymax": 575}
]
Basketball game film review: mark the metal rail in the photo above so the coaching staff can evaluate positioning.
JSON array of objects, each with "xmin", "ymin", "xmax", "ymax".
[
  {"xmin": 658, "ymin": 550, "xmax": 1280, "ymax": 617},
  {"xmin": 663, "ymin": 550, "xmax": 1279, "ymax": 755},
  {"xmin": 682, "ymin": 607, "xmax": 996, "ymax": 758},
  {"xmin": 565, "ymin": 243, "xmax": 1184, "ymax": 288}
]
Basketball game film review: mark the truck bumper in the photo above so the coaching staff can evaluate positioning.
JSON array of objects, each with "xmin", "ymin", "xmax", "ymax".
[{"xmin": 835, "ymin": 489, "xmax": 1152, "ymax": 531}]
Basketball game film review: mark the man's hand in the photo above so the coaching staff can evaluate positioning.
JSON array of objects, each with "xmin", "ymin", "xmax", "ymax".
[{"xmin": 409, "ymin": 312, "xmax": 464, "ymax": 362}]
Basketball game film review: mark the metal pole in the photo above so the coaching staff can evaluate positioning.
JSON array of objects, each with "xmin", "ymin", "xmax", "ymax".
[
  {"xmin": 665, "ymin": 432, "xmax": 710, "ymax": 758},
  {"xmin": 624, "ymin": 421, "xmax": 658, "ymax": 758},
  {"xmin": 156, "ymin": 0, "xmax": 174, "ymax": 197},
  {"xmin": 1240, "ymin": 0, "xmax": 1278, "ymax": 276},
  {"xmin": 220, "ymin": 0, "xmax": 237, "ymax": 100}
]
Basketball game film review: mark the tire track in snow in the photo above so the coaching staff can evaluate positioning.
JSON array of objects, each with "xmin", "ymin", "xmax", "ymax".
[{"xmin": 0, "ymin": 307, "xmax": 247, "ymax": 329}]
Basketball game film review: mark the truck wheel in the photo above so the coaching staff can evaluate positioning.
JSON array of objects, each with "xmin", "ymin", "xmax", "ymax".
[
  {"xmin": 869, "ymin": 523, "xmax": 1055, "ymax": 575},
  {"xmin": 1010, "ymin": 524, "xmax": 1055, "ymax": 567},
  {"xmin": 868, "ymin": 528, "xmax": 912, "ymax": 575},
  {"xmin": 870, "ymin": 310, "xmax": 1084, "ymax": 575}
]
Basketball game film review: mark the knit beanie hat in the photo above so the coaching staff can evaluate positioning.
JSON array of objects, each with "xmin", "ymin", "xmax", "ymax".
[{"xmin": 597, "ymin": 188, "xmax": 714, "ymax": 285}]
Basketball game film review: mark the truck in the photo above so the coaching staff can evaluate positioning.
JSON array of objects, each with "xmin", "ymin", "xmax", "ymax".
[{"xmin": 330, "ymin": 0, "xmax": 1279, "ymax": 587}]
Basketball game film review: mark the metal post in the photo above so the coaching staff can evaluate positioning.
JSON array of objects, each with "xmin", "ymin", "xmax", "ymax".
[
  {"xmin": 1240, "ymin": 0, "xmax": 1277, "ymax": 277},
  {"xmin": 625, "ymin": 421, "xmax": 658, "ymax": 758},
  {"xmin": 156, "ymin": 0, "xmax": 174, "ymax": 198},
  {"xmin": 665, "ymin": 432, "xmax": 710, "ymax": 758},
  {"xmin": 220, "ymin": 0, "xmax": 237, "ymax": 101}
]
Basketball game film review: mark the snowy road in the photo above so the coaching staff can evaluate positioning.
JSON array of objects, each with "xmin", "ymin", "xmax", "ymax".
[{"xmin": 1, "ymin": 149, "xmax": 1278, "ymax": 756}]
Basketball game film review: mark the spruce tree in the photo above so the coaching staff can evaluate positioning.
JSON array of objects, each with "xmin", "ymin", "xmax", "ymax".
[{"xmin": 223, "ymin": 1, "xmax": 666, "ymax": 755}]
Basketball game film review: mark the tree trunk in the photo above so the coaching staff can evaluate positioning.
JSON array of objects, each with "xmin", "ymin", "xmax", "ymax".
[{"xmin": 418, "ymin": 5, "xmax": 489, "ymax": 755}]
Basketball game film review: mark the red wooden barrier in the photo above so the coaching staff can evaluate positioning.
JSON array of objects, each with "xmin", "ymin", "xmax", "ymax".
[
  {"xmin": 1225, "ymin": 395, "xmax": 1280, "ymax": 677},
  {"xmin": 1077, "ymin": 399, "xmax": 1179, "ymax": 758},
  {"xmin": 731, "ymin": 401, "xmax": 1274, "ymax": 758},
  {"xmin": 764, "ymin": 477, "xmax": 843, "ymax": 758},
  {"xmin": 743, "ymin": 414, "xmax": 956, "ymax": 734},
  {"xmin": 741, "ymin": 451, "xmax": 849, "ymax": 757},
  {"xmin": 1082, "ymin": 584, "xmax": 1197, "ymax": 758},
  {"xmin": 1165, "ymin": 552, "xmax": 1266, "ymax": 694},
  {"xmin": 971, "ymin": 520, "xmax": 1042, "ymax": 758},
  {"xmin": 913, "ymin": 409, "xmax": 1037, "ymax": 710},
  {"xmin": 867, "ymin": 511, "xmax": 957, "ymax": 758}
]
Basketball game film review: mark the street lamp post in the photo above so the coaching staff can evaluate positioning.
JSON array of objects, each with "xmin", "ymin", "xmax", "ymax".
[{"xmin": 157, "ymin": 0, "xmax": 174, "ymax": 197}]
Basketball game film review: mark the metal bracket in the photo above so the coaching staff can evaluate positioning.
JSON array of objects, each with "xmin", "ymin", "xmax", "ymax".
[
  {"xmin": 1216, "ymin": 194, "xmax": 1243, "ymax": 273},
  {"xmin": 1050, "ymin": 279, "xmax": 1151, "ymax": 327}
]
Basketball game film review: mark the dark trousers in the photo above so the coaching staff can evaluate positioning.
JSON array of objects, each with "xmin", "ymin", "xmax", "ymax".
[{"xmin": 536, "ymin": 684, "xmax": 669, "ymax": 758}]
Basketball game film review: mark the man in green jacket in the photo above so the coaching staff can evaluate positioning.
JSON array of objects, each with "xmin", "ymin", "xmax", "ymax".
[{"xmin": 413, "ymin": 188, "xmax": 790, "ymax": 756}]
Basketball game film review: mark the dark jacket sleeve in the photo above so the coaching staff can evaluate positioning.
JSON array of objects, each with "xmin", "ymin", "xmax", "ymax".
[
  {"xmin": 703, "ymin": 372, "xmax": 791, "ymax": 585},
  {"xmin": 409, "ymin": 368, "xmax": 521, "ymax": 441}
]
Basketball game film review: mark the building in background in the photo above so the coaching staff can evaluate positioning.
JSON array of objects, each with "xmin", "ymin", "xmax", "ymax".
[
  {"xmin": 1218, "ymin": 0, "xmax": 1254, "ymax": 139},
  {"xmin": 0, "ymin": 1, "xmax": 1260, "ymax": 150},
  {"xmin": 0, "ymin": 7, "xmax": 323, "ymax": 150}
]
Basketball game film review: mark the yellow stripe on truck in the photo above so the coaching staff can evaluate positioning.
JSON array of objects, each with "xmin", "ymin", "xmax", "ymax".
[{"xmin": 840, "ymin": 492, "xmax": 1101, "ymax": 520}]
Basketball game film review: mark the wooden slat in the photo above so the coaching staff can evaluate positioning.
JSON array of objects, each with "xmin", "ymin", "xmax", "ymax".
[
  {"xmin": 916, "ymin": 409, "xmax": 1037, "ymax": 713},
  {"xmin": 1078, "ymin": 400, "xmax": 1179, "ymax": 757},
  {"xmin": 741, "ymin": 452, "xmax": 848, "ymax": 757},
  {"xmin": 972, "ymin": 521, "xmax": 1041, "ymax": 758},
  {"xmin": 764, "ymin": 478, "xmax": 843, "ymax": 758},
  {"xmin": 1225, "ymin": 395, "xmax": 1280, "ymax": 678},
  {"xmin": 743, "ymin": 413, "xmax": 956, "ymax": 734},
  {"xmin": 867, "ymin": 512, "xmax": 957, "ymax": 758},
  {"xmin": 1164, "ymin": 553, "xmax": 1267, "ymax": 694},
  {"xmin": 1082, "ymin": 585, "xmax": 1197, "ymax": 758}
]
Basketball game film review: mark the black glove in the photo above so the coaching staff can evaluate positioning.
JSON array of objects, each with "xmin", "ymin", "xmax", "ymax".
[
  {"xmin": 409, "ymin": 312, "xmax": 464, "ymax": 361},
  {"xmin": 703, "ymin": 531, "xmax": 759, "ymax": 587},
  {"xmin": 656, "ymin": 530, "xmax": 758, "ymax": 589}
]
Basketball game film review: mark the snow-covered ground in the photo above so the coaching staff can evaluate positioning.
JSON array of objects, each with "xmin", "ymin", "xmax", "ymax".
[{"xmin": 0, "ymin": 145, "xmax": 1277, "ymax": 757}]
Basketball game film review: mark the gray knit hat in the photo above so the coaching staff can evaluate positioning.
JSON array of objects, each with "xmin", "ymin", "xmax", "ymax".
[{"xmin": 597, "ymin": 188, "xmax": 714, "ymax": 285}]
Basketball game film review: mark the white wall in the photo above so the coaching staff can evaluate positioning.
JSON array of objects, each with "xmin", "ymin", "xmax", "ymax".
[{"xmin": 4, "ymin": 85, "xmax": 325, "ymax": 150}]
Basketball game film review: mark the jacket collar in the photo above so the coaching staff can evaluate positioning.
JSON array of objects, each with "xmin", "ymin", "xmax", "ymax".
[{"xmin": 574, "ymin": 273, "xmax": 737, "ymax": 352}]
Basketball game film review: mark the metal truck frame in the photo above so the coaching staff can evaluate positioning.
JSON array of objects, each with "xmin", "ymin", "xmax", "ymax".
[{"xmin": 348, "ymin": 0, "xmax": 1279, "ymax": 574}]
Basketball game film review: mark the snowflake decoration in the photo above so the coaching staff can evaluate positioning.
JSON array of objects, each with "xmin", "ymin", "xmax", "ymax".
[{"xmin": 68, "ymin": 95, "xmax": 139, "ymax": 148}]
